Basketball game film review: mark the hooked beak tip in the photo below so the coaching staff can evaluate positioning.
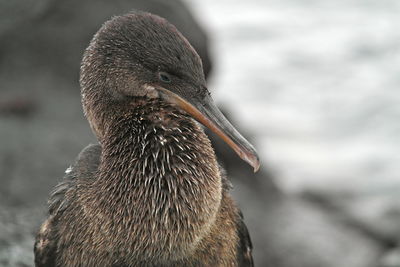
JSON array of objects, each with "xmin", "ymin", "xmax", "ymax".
[
  {"xmin": 242, "ymin": 150, "xmax": 260, "ymax": 173},
  {"xmin": 253, "ymin": 161, "xmax": 260, "ymax": 173}
]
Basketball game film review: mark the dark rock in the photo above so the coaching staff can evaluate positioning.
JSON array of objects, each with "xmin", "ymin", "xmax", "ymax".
[
  {"xmin": 0, "ymin": 0, "xmax": 212, "ymax": 83},
  {"xmin": 0, "ymin": 97, "xmax": 37, "ymax": 118}
]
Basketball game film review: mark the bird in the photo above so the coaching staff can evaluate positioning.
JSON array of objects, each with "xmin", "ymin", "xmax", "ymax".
[{"xmin": 34, "ymin": 11, "xmax": 259, "ymax": 267}]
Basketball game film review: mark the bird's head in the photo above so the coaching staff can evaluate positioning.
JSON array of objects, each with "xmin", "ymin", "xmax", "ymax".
[{"xmin": 80, "ymin": 11, "xmax": 260, "ymax": 172}]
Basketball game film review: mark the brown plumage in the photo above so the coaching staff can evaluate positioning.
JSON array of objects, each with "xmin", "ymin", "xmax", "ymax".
[{"xmin": 34, "ymin": 11, "xmax": 258, "ymax": 267}]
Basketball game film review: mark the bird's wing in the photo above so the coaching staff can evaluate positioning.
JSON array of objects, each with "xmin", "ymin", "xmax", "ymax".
[
  {"xmin": 49, "ymin": 144, "xmax": 101, "ymax": 214},
  {"xmin": 236, "ymin": 210, "xmax": 254, "ymax": 267},
  {"xmin": 34, "ymin": 144, "xmax": 102, "ymax": 267},
  {"xmin": 218, "ymin": 164, "xmax": 254, "ymax": 267},
  {"xmin": 34, "ymin": 214, "xmax": 58, "ymax": 267}
]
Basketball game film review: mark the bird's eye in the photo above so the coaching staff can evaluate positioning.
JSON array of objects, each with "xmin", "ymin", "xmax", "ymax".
[{"xmin": 158, "ymin": 72, "xmax": 171, "ymax": 83}]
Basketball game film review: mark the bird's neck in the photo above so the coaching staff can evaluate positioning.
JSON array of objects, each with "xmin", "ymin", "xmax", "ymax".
[{"xmin": 91, "ymin": 98, "xmax": 222, "ymax": 261}]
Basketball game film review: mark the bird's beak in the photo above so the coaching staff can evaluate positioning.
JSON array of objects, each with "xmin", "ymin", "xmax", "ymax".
[{"xmin": 158, "ymin": 87, "xmax": 260, "ymax": 172}]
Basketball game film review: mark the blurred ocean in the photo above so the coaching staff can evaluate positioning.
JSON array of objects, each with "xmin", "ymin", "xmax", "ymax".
[{"xmin": 189, "ymin": 0, "xmax": 400, "ymax": 194}]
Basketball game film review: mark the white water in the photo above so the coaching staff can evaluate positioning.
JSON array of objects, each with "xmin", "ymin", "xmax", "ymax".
[{"xmin": 189, "ymin": 0, "xmax": 400, "ymax": 194}]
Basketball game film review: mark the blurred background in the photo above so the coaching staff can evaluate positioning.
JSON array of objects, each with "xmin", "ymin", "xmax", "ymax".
[{"xmin": 1, "ymin": 0, "xmax": 400, "ymax": 266}]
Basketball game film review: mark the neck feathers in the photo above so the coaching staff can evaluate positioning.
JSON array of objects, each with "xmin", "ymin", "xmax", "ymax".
[{"xmin": 89, "ymin": 98, "xmax": 222, "ymax": 262}]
